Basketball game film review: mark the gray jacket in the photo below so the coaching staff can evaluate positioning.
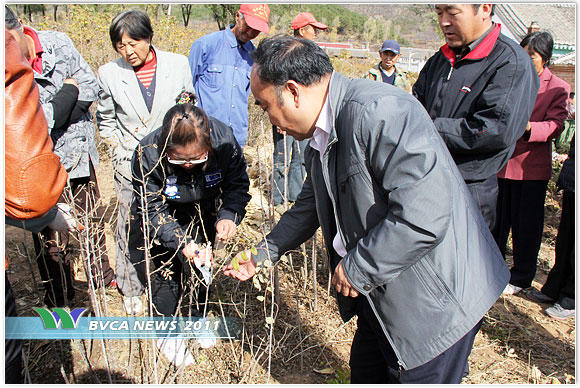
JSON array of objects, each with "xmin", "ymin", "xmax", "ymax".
[
  {"xmin": 96, "ymin": 48, "xmax": 194, "ymax": 179},
  {"xmin": 255, "ymin": 72, "xmax": 509, "ymax": 369},
  {"xmin": 33, "ymin": 28, "xmax": 99, "ymax": 180}
]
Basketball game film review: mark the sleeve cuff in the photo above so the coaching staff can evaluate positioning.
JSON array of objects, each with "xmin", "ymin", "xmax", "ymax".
[
  {"xmin": 341, "ymin": 253, "xmax": 375, "ymax": 296},
  {"xmin": 254, "ymin": 239, "xmax": 280, "ymax": 264},
  {"xmin": 217, "ymin": 209, "xmax": 238, "ymax": 224}
]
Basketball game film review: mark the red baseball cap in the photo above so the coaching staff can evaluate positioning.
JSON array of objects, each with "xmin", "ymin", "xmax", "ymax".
[
  {"xmin": 239, "ymin": 4, "xmax": 270, "ymax": 34},
  {"xmin": 291, "ymin": 12, "xmax": 328, "ymax": 30}
]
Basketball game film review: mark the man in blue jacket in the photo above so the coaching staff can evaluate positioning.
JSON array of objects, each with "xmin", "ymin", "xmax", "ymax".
[
  {"xmin": 413, "ymin": 4, "xmax": 539, "ymax": 233},
  {"xmin": 188, "ymin": 4, "xmax": 270, "ymax": 147},
  {"xmin": 224, "ymin": 36, "xmax": 509, "ymax": 383}
]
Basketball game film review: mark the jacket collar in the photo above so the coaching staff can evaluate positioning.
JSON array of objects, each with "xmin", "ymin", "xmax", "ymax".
[
  {"xmin": 538, "ymin": 67, "xmax": 553, "ymax": 92},
  {"xmin": 440, "ymin": 23, "xmax": 502, "ymax": 66},
  {"xmin": 374, "ymin": 62, "xmax": 403, "ymax": 76},
  {"xmin": 540, "ymin": 66, "xmax": 553, "ymax": 82},
  {"xmin": 327, "ymin": 71, "xmax": 351, "ymax": 143}
]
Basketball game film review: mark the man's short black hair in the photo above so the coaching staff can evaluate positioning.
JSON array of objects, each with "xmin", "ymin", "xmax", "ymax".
[
  {"xmin": 5, "ymin": 5, "xmax": 21, "ymax": 30},
  {"xmin": 472, "ymin": 4, "xmax": 495, "ymax": 17},
  {"xmin": 520, "ymin": 31, "xmax": 554, "ymax": 67},
  {"xmin": 250, "ymin": 34, "xmax": 333, "ymax": 88},
  {"xmin": 109, "ymin": 9, "xmax": 154, "ymax": 49}
]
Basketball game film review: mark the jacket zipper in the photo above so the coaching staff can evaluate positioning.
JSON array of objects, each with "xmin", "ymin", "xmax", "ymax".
[
  {"xmin": 432, "ymin": 59, "xmax": 455, "ymax": 118},
  {"xmin": 366, "ymin": 295, "xmax": 408, "ymax": 371},
  {"xmin": 321, "ymin": 137, "xmax": 348, "ymax": 252},
  {"xmin": 446, "ymin": 66, "xmax": 454, "ymax": 81}
]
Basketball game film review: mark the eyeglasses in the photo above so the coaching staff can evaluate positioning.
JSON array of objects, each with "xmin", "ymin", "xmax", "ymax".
[{"xmin": 166, "ymin": 152, "xmax": 208, "ymax": 165}]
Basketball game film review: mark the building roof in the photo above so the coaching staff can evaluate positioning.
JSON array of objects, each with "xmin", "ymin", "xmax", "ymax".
[
  {"xmin": 495, "ymin": 4, "xmax": 575, "ymax": 51},
  {"xmin": 552, "ymin": 50, "xmax": 576, "ymax": 65}
]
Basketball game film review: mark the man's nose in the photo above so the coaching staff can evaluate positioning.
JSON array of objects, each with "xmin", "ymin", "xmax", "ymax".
[{"xmin": 439, "ymin": 14, "xmax": 451, "ymax": 27}]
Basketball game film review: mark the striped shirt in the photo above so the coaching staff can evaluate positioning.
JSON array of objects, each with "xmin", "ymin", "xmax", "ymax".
[{"xmin": 135, "ymin": 49, "xmax": 157, "ymax": 88}]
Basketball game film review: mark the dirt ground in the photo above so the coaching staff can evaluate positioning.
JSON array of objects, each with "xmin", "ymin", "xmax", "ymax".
[{"xmin": 4, "ymin": 141, "xmax": 575, "ymax": 384}]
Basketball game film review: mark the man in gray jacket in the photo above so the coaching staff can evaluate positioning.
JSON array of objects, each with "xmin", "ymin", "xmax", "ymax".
[{"xmin": 224, "ymin": 36, "xmax": 509, "ymax": 383}]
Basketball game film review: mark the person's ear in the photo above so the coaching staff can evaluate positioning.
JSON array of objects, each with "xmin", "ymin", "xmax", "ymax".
[
  {"xmin": 286, "ymin": 80, "xmax": 300, "ymax": 107},
  {"xmin": 480, "ymin": 4, "xmax": 493, "ymax": 18}
]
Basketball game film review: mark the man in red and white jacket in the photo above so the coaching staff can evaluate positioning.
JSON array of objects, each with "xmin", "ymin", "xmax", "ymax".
[{"xmin": 413, "ymin": 4, "xmax": 539, "ymax": 234}]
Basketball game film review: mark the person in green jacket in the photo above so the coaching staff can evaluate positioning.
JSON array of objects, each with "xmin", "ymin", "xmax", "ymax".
[{"xmin": 364, "ymin": 39, "xmax": 411, "ymax": 93}]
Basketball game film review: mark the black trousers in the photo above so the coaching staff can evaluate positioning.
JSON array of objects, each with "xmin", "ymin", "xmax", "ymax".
[
  {"xmin": 150, "ymin": 247, "xmax": 209, "ymax": 317},
  {"xmin": 349, "ymin": 297, "xmax": 481, "ymax": 384},
  {"xmin": 495, "ymin": 178, "xmax": 548, "ymax": 288},
  {"xmin": 465, "ymin": 175, "xmax": 499, "ymax": 234},
  {"xmin": 5, "ymin": 276, "xmax": 23, "ymax": 383},
  {"xmin": 542, "ymin": 190, "xmax": 575, "ymax": 305}
]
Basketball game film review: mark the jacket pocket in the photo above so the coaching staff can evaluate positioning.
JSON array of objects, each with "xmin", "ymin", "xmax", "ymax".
[
  {"xmin": 411, "ymin": 257, "xmax": 465, "ymax": 314},
  {"xmin": 203, "ymin": 64, "xmax": 224, "ymax": 88}
]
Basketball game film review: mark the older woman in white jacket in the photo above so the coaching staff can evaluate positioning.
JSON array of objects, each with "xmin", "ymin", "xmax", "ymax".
[{"xmin": 96, "ymin": 9, "xmax": 194, "ymax": 314}]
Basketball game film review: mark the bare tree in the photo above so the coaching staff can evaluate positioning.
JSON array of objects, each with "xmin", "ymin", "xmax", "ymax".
[
  {"xmin": 207, "ymin": 4, "xmax": 238, "ymax": 31},
  {"xmin": 181, "ymin": 4, "xmax": 193, "ymax": 28}
]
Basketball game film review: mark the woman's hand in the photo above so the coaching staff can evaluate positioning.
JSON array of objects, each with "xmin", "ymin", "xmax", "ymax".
[
  {"xmin": 216, "ymin": 219, "xmax": 236, "ymax": 241},
  {"xmin": 182, "ymin": 241, "xmax": 212, "ymax": 269}
]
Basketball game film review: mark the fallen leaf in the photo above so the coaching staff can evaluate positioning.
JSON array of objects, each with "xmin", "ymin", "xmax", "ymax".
[
  {"xmin": 265, "ymin": 316, "xmax": 274, "ymax": 325},
  {"xmin": 256, "ymin": 295, "xmax": 265, "ymax": 302},
  {"xmin": 313, "ymin": 367, "xmax": 335, "ymax": 375},
  {"xmin": 551, "ymin": 377, "xmax": 561, "ymax": 384}
]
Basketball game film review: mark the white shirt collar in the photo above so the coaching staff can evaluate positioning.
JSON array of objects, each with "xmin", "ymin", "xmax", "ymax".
[{"xmin": 309, "ymin": 84, "xmax": 333, "ymax": 161}]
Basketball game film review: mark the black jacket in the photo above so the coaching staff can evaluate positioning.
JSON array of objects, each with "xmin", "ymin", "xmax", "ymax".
[
  {"xmin": 131, "ymin": 116, "xmax": 250, "ymax": 259},
  {"xmin": 413, "ymin": 24, "xmax": 540, "ymax": 181}
]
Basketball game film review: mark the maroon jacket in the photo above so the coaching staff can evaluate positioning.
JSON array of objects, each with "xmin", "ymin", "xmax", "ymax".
[{"xmin": 498, "ymin": 67, "xmax": 570, "ymax": 180}]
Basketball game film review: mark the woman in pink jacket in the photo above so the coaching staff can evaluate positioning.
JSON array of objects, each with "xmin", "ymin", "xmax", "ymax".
[{"xmin": 496, "ymin": 31, "xmax": 570, "ymax": 295}]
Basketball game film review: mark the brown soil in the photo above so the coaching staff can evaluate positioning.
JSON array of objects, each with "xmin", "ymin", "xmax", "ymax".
[{"xmin": 5, "ymin": 141, "xmax": 575, "ymax": 384}]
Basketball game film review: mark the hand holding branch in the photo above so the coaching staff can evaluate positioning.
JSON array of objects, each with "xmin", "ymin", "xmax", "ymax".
[{"xmin": 223, "ymin": 249, "xmax": 257, "ymax": 281}]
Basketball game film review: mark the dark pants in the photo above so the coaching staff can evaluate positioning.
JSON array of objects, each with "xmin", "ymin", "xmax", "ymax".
[
  {"xmin": 33, "ymin": 161, "xmax": 114, "ymax": 307},
  {"xmin": 129, "ymin": 204, "xmax": 215, "ymax": 317},
  {"xmin": 542, "ymin": 190, "xmax": 575, "ymax": 308},
  {"xmin": 349, "ymin": 297, "xmax": 481, "ymax": 384},
  {"xmin": 272, "ymin": 126, "xmax": 307, "ymax": 205},
  {"xmin": 5, "ymin": 276, "xmax": 23, "ymax": 384},
  {"xmin": 151, "ymin": 246, "xmax": 209, "ymax": 317},
  {"xmin": 495, "ymin": 178, "xmax": 548, "ymax": 288},
  {"xmin": 465, "ymin": 175, "xmax": 499, "ymax": 233}
]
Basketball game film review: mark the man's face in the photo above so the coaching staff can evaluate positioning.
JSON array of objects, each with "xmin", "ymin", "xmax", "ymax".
[
  {"xmin": 435, "ymin": 4, "xmax": 490, "ymax": 48},
  {"xmin": 299, "ymin": 24, "xmax": 318, "ymax": 41},
  {"xmin": 233, "ymin": 12, "xmax": 261, "ymax": 43},
  {"xmin": 379, "ymin": 50, "xmax": 401, "ymax": 70},
  {"xmin": 250, "ymin": 66, "xmax": 316, "ymax": 141}
]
